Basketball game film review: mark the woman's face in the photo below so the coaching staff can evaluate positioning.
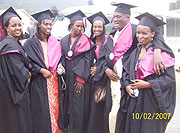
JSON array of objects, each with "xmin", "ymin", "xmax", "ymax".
[
  {"xmin": 5, "ymin": 17, "xmax": 22, "ymax": 39},
  {"xmin": 71, "ymin": 20, "xmax": 84, "ymax": 36},
  {"xmin": 38, "ymin": 19, "xmax": 52, "ymax": 35},
  {"xmin": 136, "ymin": 25, "xmax": 155, "ymax": 46},
  {"xmin": 93, "ymin": 20, "xmax": 104, "ymax": 37}
]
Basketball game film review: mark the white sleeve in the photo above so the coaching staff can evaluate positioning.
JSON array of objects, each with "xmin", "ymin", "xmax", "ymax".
[{"xmin": 113, "ymin": 57, "xmax": 123, "ymax": 78}]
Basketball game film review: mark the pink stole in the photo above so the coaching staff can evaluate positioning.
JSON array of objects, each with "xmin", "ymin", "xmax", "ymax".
[
  {"xmin": 0, "ymin": 50, "xmax": 21, "ymax": 55},
  {"xmin": 113, "ymin": 23, "xmax": 133, "ymax": 66},
  {"xmin": 0, "ymin": 17, "xmax": 3, "ymax": 38},
  {"xmin": 65, "ymin": 34, "xmax": 93, "ymax": 61},
  {"xmin": 47, "ymin": 36, "xmax": 62, "ymax": 73},
  {"xmin": 136, "ymin": 48, "xmax": 175, "ymax": 79},
  {"xmin": 73, "ymin": 34, "xmax": 92, "ymax": 56},
  {"xmin": 66, "ymin": 34, "xmax": 93, "ymax": 84},
  {"xmin": 95, "ymin": 35, "xmax": 108, "ymax": 59}
]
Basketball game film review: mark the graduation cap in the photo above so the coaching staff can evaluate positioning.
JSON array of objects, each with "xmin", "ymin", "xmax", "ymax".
[
  {"xmin": 135, "ymin": 12, "xmax": 166, "ymax": 32},
  {"xmin": 111, "ymin": 3, "xmax": 136, "ymax": 15},
  {"xmin": 32, "ymin": 10, "xmax": 55, "ymax": 23},
  {"xmin": 66, "ymin": 10, "xmax": 86, "ymax": 23},
  {"xmin": 87, "ymin": 11, "xmax": 110, "ymax": 25},
  {"xmin": 0, "ymin": 7, "xmax": 21, "ymax": 26}
]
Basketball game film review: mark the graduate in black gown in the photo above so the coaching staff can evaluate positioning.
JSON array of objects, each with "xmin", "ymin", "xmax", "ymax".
[
  {"xmin": 109, "ymin": 3, "xmax": 172, "ymax": 132},
  {"xmin": 0, "ymin": 7, "xmax": 32, "ymax": 133},
  {"xmin": 86, "ymin": 12, "xmax": 115, "ymax": 133},
  {"xmin": 110, "ymin": 3, "xmax": 171, "ymax": 75},
  {"xmin": 60, "ymin": 10, "xmax": 95, "ymax": 133},
  {"xmin": 23, "ymin": 10, "xmax": 63, "ymax": 133},
  {"xmin": 115, "ymin": 12, "xmax": 176, "ymax": 133}
]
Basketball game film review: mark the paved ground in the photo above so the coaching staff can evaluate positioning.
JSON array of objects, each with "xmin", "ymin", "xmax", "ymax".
[{"xmin": 166, "ymin": 71, "xmax": 180, "ymax": 133}]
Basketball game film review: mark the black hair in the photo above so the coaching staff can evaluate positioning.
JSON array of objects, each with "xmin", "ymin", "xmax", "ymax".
[
  {"xmin": 90, "ymin": 22, "xmax": 106, "ymax": 51},
  {"xmin": 68, "ymin": 23, "xmax": 73, "ymax": 31}
]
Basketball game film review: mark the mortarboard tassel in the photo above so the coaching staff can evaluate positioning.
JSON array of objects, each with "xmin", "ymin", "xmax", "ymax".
[
  {"xmin": 0, "ymin": 17, "xmax": 3, "ymax": 38},
  {"xmin": 84, "ymin": 17, "xmax": 87, "ymax": 28},
  {"xmin": 111, "ymin": 17, "xmax": 114, "ymax": 23}
]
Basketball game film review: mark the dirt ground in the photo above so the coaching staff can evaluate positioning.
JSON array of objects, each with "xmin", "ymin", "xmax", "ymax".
[
  {"xmin": 62, "ymin": 71, "xmax": 180, "ymax": 133},
  {"xmin": 165, "ymin": 71, "xmax": 180, "ymax": 133}
]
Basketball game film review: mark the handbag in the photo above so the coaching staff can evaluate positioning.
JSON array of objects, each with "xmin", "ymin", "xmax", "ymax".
[{"xmin": 94, "ymin": 85, "xmax": 106, "ymax": 103}]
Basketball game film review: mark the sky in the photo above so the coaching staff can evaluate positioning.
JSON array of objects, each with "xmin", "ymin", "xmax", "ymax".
[{"xmin": 93, "ymin": 0, "xmax": 177, "ymax": 11}]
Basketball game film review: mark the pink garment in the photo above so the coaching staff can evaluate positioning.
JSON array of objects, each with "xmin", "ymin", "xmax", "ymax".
[
  {"xmin": 66, "ymin": 34, "xmax": 93, "ymax": 84},
  {"xmin": 65, "ymin": 34, "xmax": 93, "ymax": 61},
  {"xmin": 47, "ymin": 36, "xmax": 62, "ymax": 73},
  {"xmin": 0, "ymin": 17, "xmax": 3, "ymax": 38},
  {"xmin": 95, "ymin": 35, "xmax": 108, "ymax": 59},
  {"xmin": 76, "ymin": 76, "xmax": 85, "ymax": 84},
  {"xmin": 113, "ymin": 23, "xmax": 133, "ymax": 66},
  {"xmin": 0, "ymin": 50, "xmax": 21, "ymax": 55},
  {"xmin": 47, "ymin": 70, "xmax": 61, "ymax": 133},
  {"xmin": 73, "ymin": 34, "xmax": 93, "ymax": 56},
  {"xmin": 136, "ymin": 48, "xmax": 175, "ymax": 79}
]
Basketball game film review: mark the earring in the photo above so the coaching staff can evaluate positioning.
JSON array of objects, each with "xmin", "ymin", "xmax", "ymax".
[{"xmin": 151, "ymin": 37, "xmax": 153, "ymax": 41}]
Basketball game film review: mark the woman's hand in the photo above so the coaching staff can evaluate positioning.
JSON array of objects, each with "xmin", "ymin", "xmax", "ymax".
[
  {"xmin": 153, "ymin": 49, "xmax": 166, "ymax": 75},
  {"xmin": 90, "ymin": 66, "xmax": 97, "ymax": 76},
  {"xmin": 57, "ymin": 63, "xmax": 65, "ymax": 75},
  {"xmin": 105, "ymin": 68, "xmax": 120, "ymax": 81},
  {"xmin": 40, "ymin": 68, "xmax": 52, "ymax": 78},
  {"xmin": 125, "ymin": 85, "xmax": 136, "ymax": 98},
  {"xmin": 74, "ymin": 82, "xmax": 84, "ymax": 92},
  {"xmin": 130, "ymin": 79, "xmax": 151, "ymax": 89}
]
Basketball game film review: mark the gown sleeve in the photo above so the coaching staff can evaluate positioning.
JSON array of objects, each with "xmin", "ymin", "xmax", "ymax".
[
  {"xmin": 93, "ymin": 37, "xmax": 114, "ymax": 82},
  {"xmin": 93, "ymin": 49, "xmax": 111, "ymax": 81},
  {"xmin": 93, "ymin": 59, "xmax": 108, "ymax": 81},
  {"xmin": 23, "ymin": 38, "xmax": 44, "ymax": 76},
  {"xmin": 73, "ymin": 47, "xmax": 95, "ymax": 81},
  {"xmin": 2, "ymin": 53, "xmax": 29, "ymax": 105},
  {"xmin": 118, "ymin": 68, "xmax": 132, "ymax": 113},
  {"xmin": 148, "ymin": 66, "xmax": 176, "ymax": 117},
  {"xmin": 29, "ymin": 58, "xmax": 42, "ymax": 76}
]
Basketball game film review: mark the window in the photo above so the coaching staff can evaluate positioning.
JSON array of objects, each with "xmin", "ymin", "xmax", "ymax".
[{"xmin": 166, "ymin": 17, "xmax": 180, "ymax": 37}]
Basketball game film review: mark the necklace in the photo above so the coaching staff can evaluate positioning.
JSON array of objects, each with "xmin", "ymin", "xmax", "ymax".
[
  {"xmin": 96, "ymin": 40, "xmax": 100, "ymax": 45},
  {"xmin": 139, "ymin": 47, "xmax": 146, "ymax": 59}
]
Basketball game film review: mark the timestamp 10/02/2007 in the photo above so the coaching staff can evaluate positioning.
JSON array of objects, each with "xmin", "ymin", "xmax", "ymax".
[{"xmin": 132, "ymin": 112, "xmax": 171, "ymax": 120}]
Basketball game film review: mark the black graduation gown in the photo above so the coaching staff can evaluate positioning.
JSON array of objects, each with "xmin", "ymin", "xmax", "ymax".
[
  {"xmin": 115, "ymin": 44, "xmax": 176, "ymax": 133},
  {"xmin": 87, "ymin": 36, "xmax": 113, "ymax": 133},
  {"xmin": 0, "ymin": 38, "xmax": 32, "ymax": 133},
  {"xmin": 23, "ymin": 35, "xmax": 59, "ymax": 133},
  {"xmin": 60, "ymin": 34, "xmax": 95, "ymax": 133}
]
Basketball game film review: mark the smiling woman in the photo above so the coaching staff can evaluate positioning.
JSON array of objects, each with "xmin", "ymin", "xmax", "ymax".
[
  {"xmin": 23, "ymin": 9, "xmax": 62, "ymax": 133},
  {"xmin": 0, "ymin": 7, "xmax": 32, "ymax": 133},
  {"xmin": 92, "ymin": 20, "xmax": 104, "ymax": 38},
  {"xmin": 115, "ymin": 12, "xmax": 176, "ymax": 133},
  {"xmin": 5, "ymin": 17, "xmax": 22, "ymax": 40},
  {"xmin": 136, "ymin": 25, "xmax": 155, "ymax": 47},
  {"xmin": 59, "ymin": 10, "xmax": 96, "ymax": 133},
  {"xmin": 87, "ymin": 11, "xmax": 115, "ymax": 133}
]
